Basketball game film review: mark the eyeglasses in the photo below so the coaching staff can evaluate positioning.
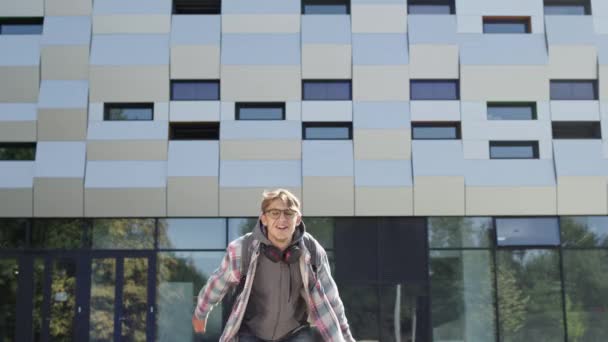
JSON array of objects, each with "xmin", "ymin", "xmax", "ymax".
[{"xmin": 264, "ymin": 209, "xmax": 298, "ymax": 219}]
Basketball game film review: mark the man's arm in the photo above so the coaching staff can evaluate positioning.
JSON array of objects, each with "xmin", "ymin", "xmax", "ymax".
[
  {"xmin": 317, "ymin": 251, "xmax": 356, "ymax": 342},
  {"xmin": 192, "ymin": 242, "xmax": 241, "ymax": 332}
]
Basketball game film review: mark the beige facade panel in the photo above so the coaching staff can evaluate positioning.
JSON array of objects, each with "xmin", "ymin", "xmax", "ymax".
[
  {"xmin": 93, "ymin": 15, "xmax": 171, "ymax": 34},
  {"xmin": 414, "ymin": 176, "xmax": 465, "ymax": 216},
  {"xmin": 303, "ymin": 177, "xmax": 354, "ymax": 216},
  {"xmin": 34, "ymin": 178, "xmax": 83, "ymax": 217},
  {"xmin": 38, "ymin": 108, "xmax": 87, "ymax": 141},
  {"xmin": 171, "ymin": 45, "xmax": 220, "ymax": 79},
  {"xmin": 0, "ymin": 188, "xmax": 32, "ymax": 217},
  {"xmin": 355, "ymin": 186, "xmax": 413, "ymax": 216},
  {"xmin": 220, "ymin": 140, "xmax": 301, "ymax": 160},
  {"xmin": 85, "ymin": 188, "xmax": 166, "ymax": 217},
  {"xmin": 45, "ymin": 0, "xmax": 92, "ymax": 16},
  {"xmin": 0, "ymin": 121, "xmax": 36, "ymax": 141},
  {"xmin": 302, "ymin": 44, "xmax": 352, "ymax": 79},
  {"xmin": 41, "ymin": 46, "xmax": 90, "ymax": 81},
  {"xmin": 222, "ymin": 14, "xmax": 300, "ymax": 33},
  {"xmin": 353, "ymin": 65, "xmax": 409, "ymax": 101},
  {"xmin": 466, "ymin": 186, "xmax": 557, "ymax": 216},
  {"xmin": 352, "ymin": 5, "xmax": 407, "ymax": 33},
  {"xmin": 354, "ymin": 129, "xmax": 411, "ymax": 160},
  {"xmin": 168, "ymin": 176, "xmax": 219, "ymax": 216},
  {"xmin": 548, "ymin": 45, "xmax": 597, "ymax": 79},
  {"xmin": 0, "ymin": 67, "xmax": 39, "ymax": 103},
  {"xmin": 557, "ymin": 176, "xmax": 608, "ymax": 215},
  {"xmin": 409, "ymin": 45, "xmax": 459, "ymax": 79},
  {"xmin": 0, "ymin": 0, "xmax": 42, "ymax": 16},
  {"xmin": 460, "ymin": 65, "xmax": 549, "ymax": 101},
  {"xmin": 87, "ymin": 140, "xmax": 168, "ymax": 161},
  {"xmin": 221, "ymin": 65, "xmax": 301, "ymax": 101},
  {"xmin": 89, "ymin": 65, "xmax": 169, "ymax": 102},
  {"xmin": 219, "ymin": 187, "xmax": 302, "ymax": 217}
]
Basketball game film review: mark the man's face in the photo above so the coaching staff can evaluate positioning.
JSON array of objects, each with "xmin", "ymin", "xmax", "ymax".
[{"xmin": 261, "ymin": 199, "xmax": 301, "ymax": 249}]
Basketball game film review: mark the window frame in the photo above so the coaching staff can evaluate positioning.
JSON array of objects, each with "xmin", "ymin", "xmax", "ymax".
[
  {"xmin": 552, "ymin": 121, "xmax": 602, "ymax": 140},
  {"xmin": 103, "ymin": 103, "xmax": 154, "ymax": 121},
  {"xmin": 482, "ymin": 16, "xmax": 532, "ymax": 34},
  {"xmin": 0, "ymin": 143, "xmax": 37, "ymax": 161},
  {"xmin": 169, "ymin": 122, "xmax": 220, "ymax": 140},
  {"xmin": 302, "ymin": 122, "xmax": 353, "ymax": 140},
  {"xmin": 411, "ymin": 122, "xmax": 462, "ymax": 140},
  {"xmin": 489, "ymin": 141, "xmax": 540, "ymax": 159},
  {"xmin": 544, "ymin": 0, "xmax": 591, "ymax": 15},
  {"xmin": 302, "ymin": 80, "xmax": 352, "ymax": 101},
  {"xmin": 170, "ymin": 80, "xmax": 220, "ymax": 101},
  {"xmin": 550, "ymin": 80, "xmax": 599, "ymax": 101},
  {"xmin": 410, "ymin": 79, "xmax": 460, "ymax": 101},
  {"xmin": 0, "ymin": 18, "xmax": 44, "ymax": 35},
  {"xmin": 407, "ymin": 0, "xmax": 455, "ymax": 14},
  {"xmin": 301, "ymin": 0, "xmax": 351, "ymax": 15},
  {"xmin": 487, "ymin": 102, "xmax": 538, "ymax": 120},
  {"xmin": 172, "ymin": 0, "xmax": 221, "ymax": 14},
  {"xmin": 235, "ymin": 102, "xmax": 286, "ymax": 121}
]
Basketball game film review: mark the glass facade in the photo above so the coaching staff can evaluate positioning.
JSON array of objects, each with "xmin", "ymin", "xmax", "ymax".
[{"xmin": 1, "ymin": 216, "xmax": 608, "ymax": 341}]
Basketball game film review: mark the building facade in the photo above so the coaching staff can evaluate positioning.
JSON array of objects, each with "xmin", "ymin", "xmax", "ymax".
[{"xmin": 1, "ymin": 0, "xmax": 608, "ymax": 341}]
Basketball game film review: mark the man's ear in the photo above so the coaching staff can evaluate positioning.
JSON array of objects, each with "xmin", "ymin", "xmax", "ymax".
[
  {"xmin": 260, "ymin": 212, "xmax": 268, "ymax": 227},
  {"xmin": 296, "ymin": 214, "xmax": 302, "ymax": 226}
]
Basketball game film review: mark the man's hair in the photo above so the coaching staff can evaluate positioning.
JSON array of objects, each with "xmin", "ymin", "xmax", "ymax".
[{"xmin": 261, "ymin": 189, "xmax": 301, "ymax": 213}]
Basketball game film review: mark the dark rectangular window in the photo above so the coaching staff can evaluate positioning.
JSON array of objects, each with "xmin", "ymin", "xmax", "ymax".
[
  {"xmin": 489, "ymin": 141, "xmax": 539, "ymax": 159},
  {"xmin": 550, "ymin": 80, "xmax": 598, "ymax": 100},
  {"xmin": 552, "ymin": 121, "xmax": 602, "ymax": 139},
  {"xmin": 483, "ymin": 17, "xmax": 531, "ymax": 33},
  {"xmin": 302, "ymin": 80, "xmax": 351, "ymax": 101},
  {"xmin": 544, "ymin": 0, "xmax": 591, "ymax": 15},
  {"xmin": 303, "ymin": 122, "xmax": 352, "ymax": 140},
  {"xmin": 104, "ymin": 103, "xmax": 153, "ymax": 121},
  {"xmin": 302, "ymin": 0, "xmax": 350, "ymax": 14},
  {"xmin": 412, "ymin": 122, "xmax": 461, "ymax": 140},
  {"xmin": 173, "ymin": 0, "xmax": 221, "ymax": 14},
  {"xmin": 0, "ymin": 18, "xmax": 43, "ymax": 35},
  {"xmin": 0, "ymin": 143, "xmax": 36, "ymax": 161},
  {"xmin": 236, "ymin": 103, "xmax": 285, "ymax": 120},
  {"xmin": 487, "ymin": 102, "xmax": 537, "ymax": 120},
  {"xmin": 408, "ymin": 0, "xmax": 455, "ymax": 14},
  {"xmin": 169, "ymin": 122, "xmax": 219, "ymax": 140},
  {"xmin": 170, "ymin": 80, "xmax": 219, "ymax": 101},
  {"xmin": 495, "ymin": 217, "xmax": 560, "ymax": 246},
  {"xmin": 410, "ymin": 80, "xmax": 459, "ymax": 100}
]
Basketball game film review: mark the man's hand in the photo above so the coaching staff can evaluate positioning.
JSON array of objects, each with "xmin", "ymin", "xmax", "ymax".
[{"xmin": 192, "ymin": 315, "xmax": 207, "ymax": 334}]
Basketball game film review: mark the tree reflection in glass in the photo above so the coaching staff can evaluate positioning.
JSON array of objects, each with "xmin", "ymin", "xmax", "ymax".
[
  {"xmin": 90, "ymin": 258, "xmax": 116, "ymax": 342},
  {"xmin": 0, "ymin": 258, "xmax": 18, "ymax": 342},
  {"xmin": 49, "ymin": 258, "xmax": 77, "ymax": 341}
]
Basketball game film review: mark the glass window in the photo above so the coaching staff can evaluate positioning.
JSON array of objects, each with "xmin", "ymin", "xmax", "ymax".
[
  {"xmin": 170, "ymin": 81, "xmax": 219, "ymax": 101},
  {"xmin": 304, "ymin": 217, "xmax": 335, "ymax": 249},
  {"xmin": 0, "ymin": 18, "xmax": 43, "ymax": 35},
  {"xmin": 31, "ymin": 219, "xmax": 84, "ymax": 249},
  {"xmin": 169, "ymin": 122, "xmax": 220, "ymax": 140},
  {"xmin": 483, "ymin": 17, "xmax": 531, "ymax": 33},
  {"xmin": 496, "ymin": 249, "xmax": 565, "ymax": 341},
  {"xmin": 428, "ymin": 217, "xmax": 494, "ymax": 248},
  {"xmin": 408, "ymin": 0, "xmax": 455, "ymax": 14},
  {"xmin": 303, "ymin": 123, "xmax": 352, "ymax": 140},
  {"xmin": 173, "ymin": 0, "xmax": 221, "ymax": 14},
  {"xmin": 487, "ymin": 102, "xmax": 537, "ymax": 120},
  {"xmin": 235, "ymin": 103, "xmax": 285, "ymax": 120},
  {"xmin": 412, "ymin": 122, "xmax": 461, "ymax": 140},
  {"xmin": 552, "ymin": 121, "xmax": 602, "ymax": 139},
  {"xmin": 302, "ymin": 81, "xmax": 351, "ymax": 100},
  {"xmin": 0, "ymin": 219, "xmax": 28, "ymax": 249},
  {"xmin": 302, "ymin": 0, "xmax": 350, "ymax": 14},
  {"xmin": 0, "ymin": 143, "xmax": 36, "ymax": 161},
  {"xmin": 430, "ymin": 250, "xmax": 496, "ymax": 342},
  {"xmin": 562, "ymin": 250, "xmax": 608, "ymax": 341},
  {"xmin": 496, "ymin": 217, "xmax": 560, "ymax": 246},
  {"xmin": 544, "ymin": 0, "xmax": 591, "ymax": 15},
  {"xmin": 550, "ymin": 80, "xmax": 598, "ymax": 100},
  {"xmin": 561, "ymin": 216, "xmax": 608, "ymax": 248},
  {"xmin": 489, "ymin": 141, "xmax": 539, "ymax": 159},
  {"xmin": 228, "ymin": 218, "xmax": 258, "ymax": 242},
  {"xmin": 157, "ymin": 251, "xmax": 224, "ymax": 341},
  {"xmin": 92, "ymin": 219, "xmax": 155, "ymax": 249},
  {"xmin": 410, "ymin": 80, "xmax": 459, "ymax": 100},
  {"xmin": 104, "ymin": 103, "xmax": 153, "ymax": 121},
  {"xmin": 158, "ymin": 219, "xmax": 226, "ymax": 249},
  {"xmin": 0, "ymin": 258, "xmax": 19, "ymax": 342}
]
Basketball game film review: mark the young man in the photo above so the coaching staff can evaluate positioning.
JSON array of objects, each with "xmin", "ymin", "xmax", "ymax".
[{"xmin": 192, "ymin": 189, "xmax": 355, "ymax": 342}]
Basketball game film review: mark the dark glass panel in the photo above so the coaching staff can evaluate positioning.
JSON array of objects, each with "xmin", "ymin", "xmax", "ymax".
[
  {"xmin": 560, "ymin": 216, "xmax": 608, "ymax": 248},
  {"xmin": 410, "ymin": 80, "xmax": 459, "ymax": 100},
  {"xmin": 104, "ymin": 104, "xmax": 153, "ymax": 121},
  {"xmin": 430, "ymin": 250, "xmax": 496, "ymax": 342},
  {"xmin": 157, "ymin": 218, "xmax": 226, "ymax": 249},
  {"xmin": 121, "ymin": 258, "xmax": 148, "ymax": 341},
  {"xmin": 412, "ymin": 123, "xmax": 460, "ymax": 139},
  {"xmin": 487, "ymin": 102, "xmax": 537, "ymax": 120},
  {"xmin": 303, "ymin": 123, "xmax": 352, "ymax": 140},
  {"xmin": 378, "ymin": 218, "xmax": 428, "ymax": 284},
  {"xmin": 0, "ymin": 143, "xmax": 36, "ymax": 160},
  {"xmin": 303, "ymin": 81, "xmax": 351, "ymax": 100},
  {"xmin": 0, "ymin": 18, "xmax": 43, "ymax": 34},
  {"xmin": 550, "ymin": 81, "xmax": 598, "ymax": 100},
  {"xmin": 170, "ymin": 81, "xmax": 219, "ymax": 101},
  {"xmin": 552, "ymin": 121, "xmax": 601, "ymax": 139},
  {"xmin": 490, "ymin": 141, "xmax": 539, "ymax": 159},
  {"xmin": 49, "ymin": 257, "xmax": 78, "ymax": 341},
  {"xmin": 0, "ymin": 219, "xmax": 28, "ymax": 249},
  {"xmin": 0, "ymin": 258, "xmax": 18, "ymax": 342},
  {"xmin": 92, "ymin": 219, "xmax": 155, "ymax": 249},
  {"xmin": 173, "ymin": 0, "xmax": 221, "ymax": 14},
  {"xmin": 483, "ymin": 18, "xmax": 531, "ymax": 33},
  {"xmin": 236, "ymin": 103, "xmax": 285, "ymax": 120},
  {"xmin": 338, "ymin": 285, "xmax": 379, "ymax": 340},
  {"xmin": 379, "ymin": 284, "xmax": 420, "ymax": 342},
  {"xmin": 335, "ymin": 218, "xmax": 378, "ymax": 283},
  {"xmin": 89, "ymin": 258, "xmax": 116, "ymax": 341},
  {"xmin": 495, "ymin": 217, "xmax": 560, "ymax": 246},
  {"xmin": 544, "ymin": 0, "xmax": 591, "ymax": 15},
  {"xmin": 428, "ymin": 217, "xmax": 493, "ymax": 248},
  {"xmin": 169, "ymin": 122, "xmax": 220, "ymax": 140},
  {"xmin": 304, "ymin": 217, "xmax": 335, "ymax": 249},
  {"xmin": 31, "ymin": 219, "xmax": 84, "ymax": 249}
]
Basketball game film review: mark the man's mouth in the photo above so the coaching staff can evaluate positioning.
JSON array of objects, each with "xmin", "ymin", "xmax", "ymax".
[{"xmin": 277, "ymin": 226, "xmax": 288, "ymax": 231}]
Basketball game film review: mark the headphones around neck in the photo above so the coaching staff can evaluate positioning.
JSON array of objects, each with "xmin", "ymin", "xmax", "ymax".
[{"xmin": 261, "ymin": 243, "xmax": 301, "ymax": 264}]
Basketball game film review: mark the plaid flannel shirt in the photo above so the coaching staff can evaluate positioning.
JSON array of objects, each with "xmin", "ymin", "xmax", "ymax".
[{"xmin": 194, "ymin": 232, "xmax": 356, "ymax": 342}]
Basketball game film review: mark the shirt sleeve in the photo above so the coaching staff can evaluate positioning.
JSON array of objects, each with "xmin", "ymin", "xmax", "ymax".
[{"xmin": 193, "ymin": 242, "xmax": 241, "ymax": 320}]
